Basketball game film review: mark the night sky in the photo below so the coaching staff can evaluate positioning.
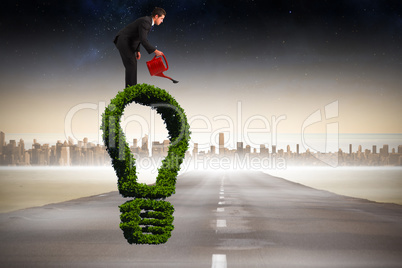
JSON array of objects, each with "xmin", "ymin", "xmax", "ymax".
[{"xmin": 1, "ymin": 1, "xmax": 401, "ymax": 149}]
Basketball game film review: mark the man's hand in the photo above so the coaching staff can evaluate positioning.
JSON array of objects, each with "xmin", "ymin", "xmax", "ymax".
[
  {"xmin": 154, "ymin": 49, "xmax": 164, "ymax": 56},
  {"xmin": 136, "ymin": 52, "xmax": 141, "ymax": 60}
]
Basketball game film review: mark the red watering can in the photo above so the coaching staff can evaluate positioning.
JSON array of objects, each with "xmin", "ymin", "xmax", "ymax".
[{"xmin": 146, "ymin": 55, "xmax": 179, "ymax": 83}]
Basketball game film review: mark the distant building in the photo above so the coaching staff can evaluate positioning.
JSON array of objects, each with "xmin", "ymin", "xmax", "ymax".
[
  {"xmin": 219, "ymin": 133, "xmax": 225, "ymax": 155},
  {"xmin": 237, "ymin": 142, "xmax": 244, "ymax": 156},
  {"xmin": 59, "ymin": 142, "xmax": 70, "ymax": 166},
  {"xmin": 141, "ymin": 135, "xmax": 149, "ymax": 156},
  {"xmin": 152, "ymin": 141, "xmax": 163, "ymax": 157},
  {"xmin": 245, "ymin": 145, "xmax": 251, "ymax": 154},
  {"xmin": 210, "ymin": 145, "xmax": 216, "ymax": 155},
  {"xmin": 163, "ymin": 140, "xmax": 169, "ymax": 153},
  {"xmin": 0, "ymin": 131, "xmax": 5, "ymax": 154},
  {"xmin": 192, "ymin": 143, "xmax": 198, "ymax": 156},
  {"xmin": 260, "ymin": 144, "xmax": 268, "ymax": 155},
  {"xmin": 24, "ymin": 151, "xmax": 30, "ymax": 165},
  {"xmin": 380, "ymin": 144, "xmax": 389, "ymax": 157},
  {"xmin": 56, "ymin": 140, "xmax": 63, "ymax": 164}
]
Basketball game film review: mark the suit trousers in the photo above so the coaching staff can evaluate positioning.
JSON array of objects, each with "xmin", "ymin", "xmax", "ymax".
[{"xmin": 114, "ymin": 35, "xmax": 137, "ymax": 88}]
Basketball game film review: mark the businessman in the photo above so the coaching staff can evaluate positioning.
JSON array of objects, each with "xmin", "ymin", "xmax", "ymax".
[{"xmin": 114, "ymin": 7, "xmax": 165, "ymax": 87}]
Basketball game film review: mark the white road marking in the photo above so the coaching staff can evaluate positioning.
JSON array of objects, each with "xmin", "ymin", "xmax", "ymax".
[
  {"xmin": 217, "ymin": 219, "xmax": 227, "ymax": 227},
  {"xmin": 213, "ymin": 178, "xmax": 227, "ymax": 267},
  {"xmin": 212, "ymin": 254, "xmax": 227, "ymax": 268}
]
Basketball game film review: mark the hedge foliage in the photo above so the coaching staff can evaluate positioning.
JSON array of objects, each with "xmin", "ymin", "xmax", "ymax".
[
  {"xmin": 120, "ymin": 199, "xmax": 174, "ymax": 244},
  {"xmin": 100, "ymin": 84, "xmax": 190, "ymax": 244}
]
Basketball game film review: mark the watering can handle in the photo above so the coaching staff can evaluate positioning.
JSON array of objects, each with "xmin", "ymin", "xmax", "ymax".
[{"xmin": 154, "ymin": 54, "xmax": 169, "ymax": 71}]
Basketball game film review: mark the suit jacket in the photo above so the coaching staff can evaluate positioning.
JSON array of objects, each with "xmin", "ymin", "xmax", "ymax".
[{"xmin": 114, "ymin": 16, "xmax": 156, "ymax": 54}]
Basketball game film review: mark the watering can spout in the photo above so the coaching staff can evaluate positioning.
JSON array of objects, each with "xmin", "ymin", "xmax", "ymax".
[
  {"xmin": 146, "ymin": 55, "xmax": 179, "ymax": 84},
  {"xmin": 156, "ymin": 73, "xmax": 179, "ymax": 83}
]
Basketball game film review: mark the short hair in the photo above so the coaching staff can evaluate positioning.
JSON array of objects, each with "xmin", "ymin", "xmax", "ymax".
[{"xmin": 152, "ymin": 7, "xmax": 166, "ymax": 17}]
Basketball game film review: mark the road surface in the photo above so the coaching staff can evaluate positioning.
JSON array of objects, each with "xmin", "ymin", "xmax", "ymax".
[{"xmin": 1, "ymin": 170, "xmax": 402, "ymax": 267}]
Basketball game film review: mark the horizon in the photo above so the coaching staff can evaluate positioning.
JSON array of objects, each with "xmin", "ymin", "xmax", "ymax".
[
  {"xmin": 1, "ymin": 130, "xmax": 401, "ymax": 168},
  {"xmin": 1, "ymin": 131, "xmax": 401, "ymax": 153}
]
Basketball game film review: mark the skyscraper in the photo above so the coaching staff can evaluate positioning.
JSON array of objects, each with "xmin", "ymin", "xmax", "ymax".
[
  {"xmin": 6, "ymin": 140, "xmax": 17, "ymax": 165},
  {"xmin": 60, "ymin": 143, "xmax": 71, "ymax": 166},
  {"xmin": 24, "ymin": 151, "xmax": 30, "ymax": 165},
  {"xmin": 163, "ymin": 140, "xmax": 169, "ymax": 153},
  {"xmin": 237, "ymin": 142, "xmax": 244, "ymax": 155},
  {"xmin": 260, "ymin": 144, "xmax": 268, "ymax": 155},
  {"xmin": 0, "ymin": 131, "xmax": 5, "ymax": 154},
  {"xmin": 193, "ymin": 143, "xmax": 198, "ymax": 156},
  {"xmin": 381, "ymin": 144, "xmax": 389, "ymax": 157},
  {"xmin": 56, "ymin": 140, "xmax": 63, "ymax": 164},
  {"xmin": 31, "ymin": 141, "xmax": 41, "ymax": 165},
  {"xmin": 18, "ymin": 139, "xmax": 25, "ymax": 161},
  {"xmin": 131, "ymin": 139, "xmax": 139, "ymax": 155},
  {"xmin": 219, "ymin": 133, "xmax": 225, "ymax": 155},
  {"xmin": 210, "ymin": 145, "xmax": 216, "ymax": 155},
  {"xmin": 141, "ymin": 135, "xmax": 149, "ymax": 156},
  {"xmin": 68, "ymin": 136, "xmax": 74, "ymax": 146}
]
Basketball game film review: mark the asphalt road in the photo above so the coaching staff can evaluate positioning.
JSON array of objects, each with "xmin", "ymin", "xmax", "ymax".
[{"xmin": 1, "ymin": 170, "xmax": 402, "ymax": 267}]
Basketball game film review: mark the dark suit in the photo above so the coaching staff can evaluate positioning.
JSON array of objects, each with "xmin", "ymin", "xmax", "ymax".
[{"xmin": 114, "ymin": 16, "xmax": 156, "ymax": 87}]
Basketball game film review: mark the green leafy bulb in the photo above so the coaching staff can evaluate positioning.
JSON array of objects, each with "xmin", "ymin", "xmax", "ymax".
[{"xmin": 100, "ymin": 84, "xmax": 190, "ymax": 244}]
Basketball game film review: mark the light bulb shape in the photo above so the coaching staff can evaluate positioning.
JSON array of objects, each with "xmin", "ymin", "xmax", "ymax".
[{"xmin": 101, "ymin": 84, "xmax": 190, "ymax": 244}]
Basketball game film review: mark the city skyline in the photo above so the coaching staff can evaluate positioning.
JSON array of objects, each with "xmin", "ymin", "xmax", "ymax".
[
  {"xmin": 1, "ymin": 131, "xmax": 401, "ymax": 154},
  {"xmin": 1, "ymin": 131, "xmax": 401, "ymax": 167}
]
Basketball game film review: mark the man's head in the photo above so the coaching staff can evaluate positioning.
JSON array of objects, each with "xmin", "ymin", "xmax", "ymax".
[{"xmin": 152, "ymin": 7, "xmax": 166, "ymax": 25}]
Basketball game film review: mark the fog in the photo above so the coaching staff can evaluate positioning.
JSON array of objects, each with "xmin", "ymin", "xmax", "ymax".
[
  {"xmin": 266, "ymin": 167, "xmax": 402, "ymax": 205},
  {"xmin": 1, "ymin": 167, "xmax": 401, "ymax": 213}
]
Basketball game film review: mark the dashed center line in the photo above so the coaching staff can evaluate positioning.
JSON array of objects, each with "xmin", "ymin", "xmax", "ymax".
[
  {"xmin": 217, "ymin": 219, "xmax": 227, "ymax": 228},
  {"xmin": 211, "ymin": 254, "xmax": 227, "ymax": 268},
  {"xmin": 213, "ymin": 176, "xmax": 228, "ymax": 267}
]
